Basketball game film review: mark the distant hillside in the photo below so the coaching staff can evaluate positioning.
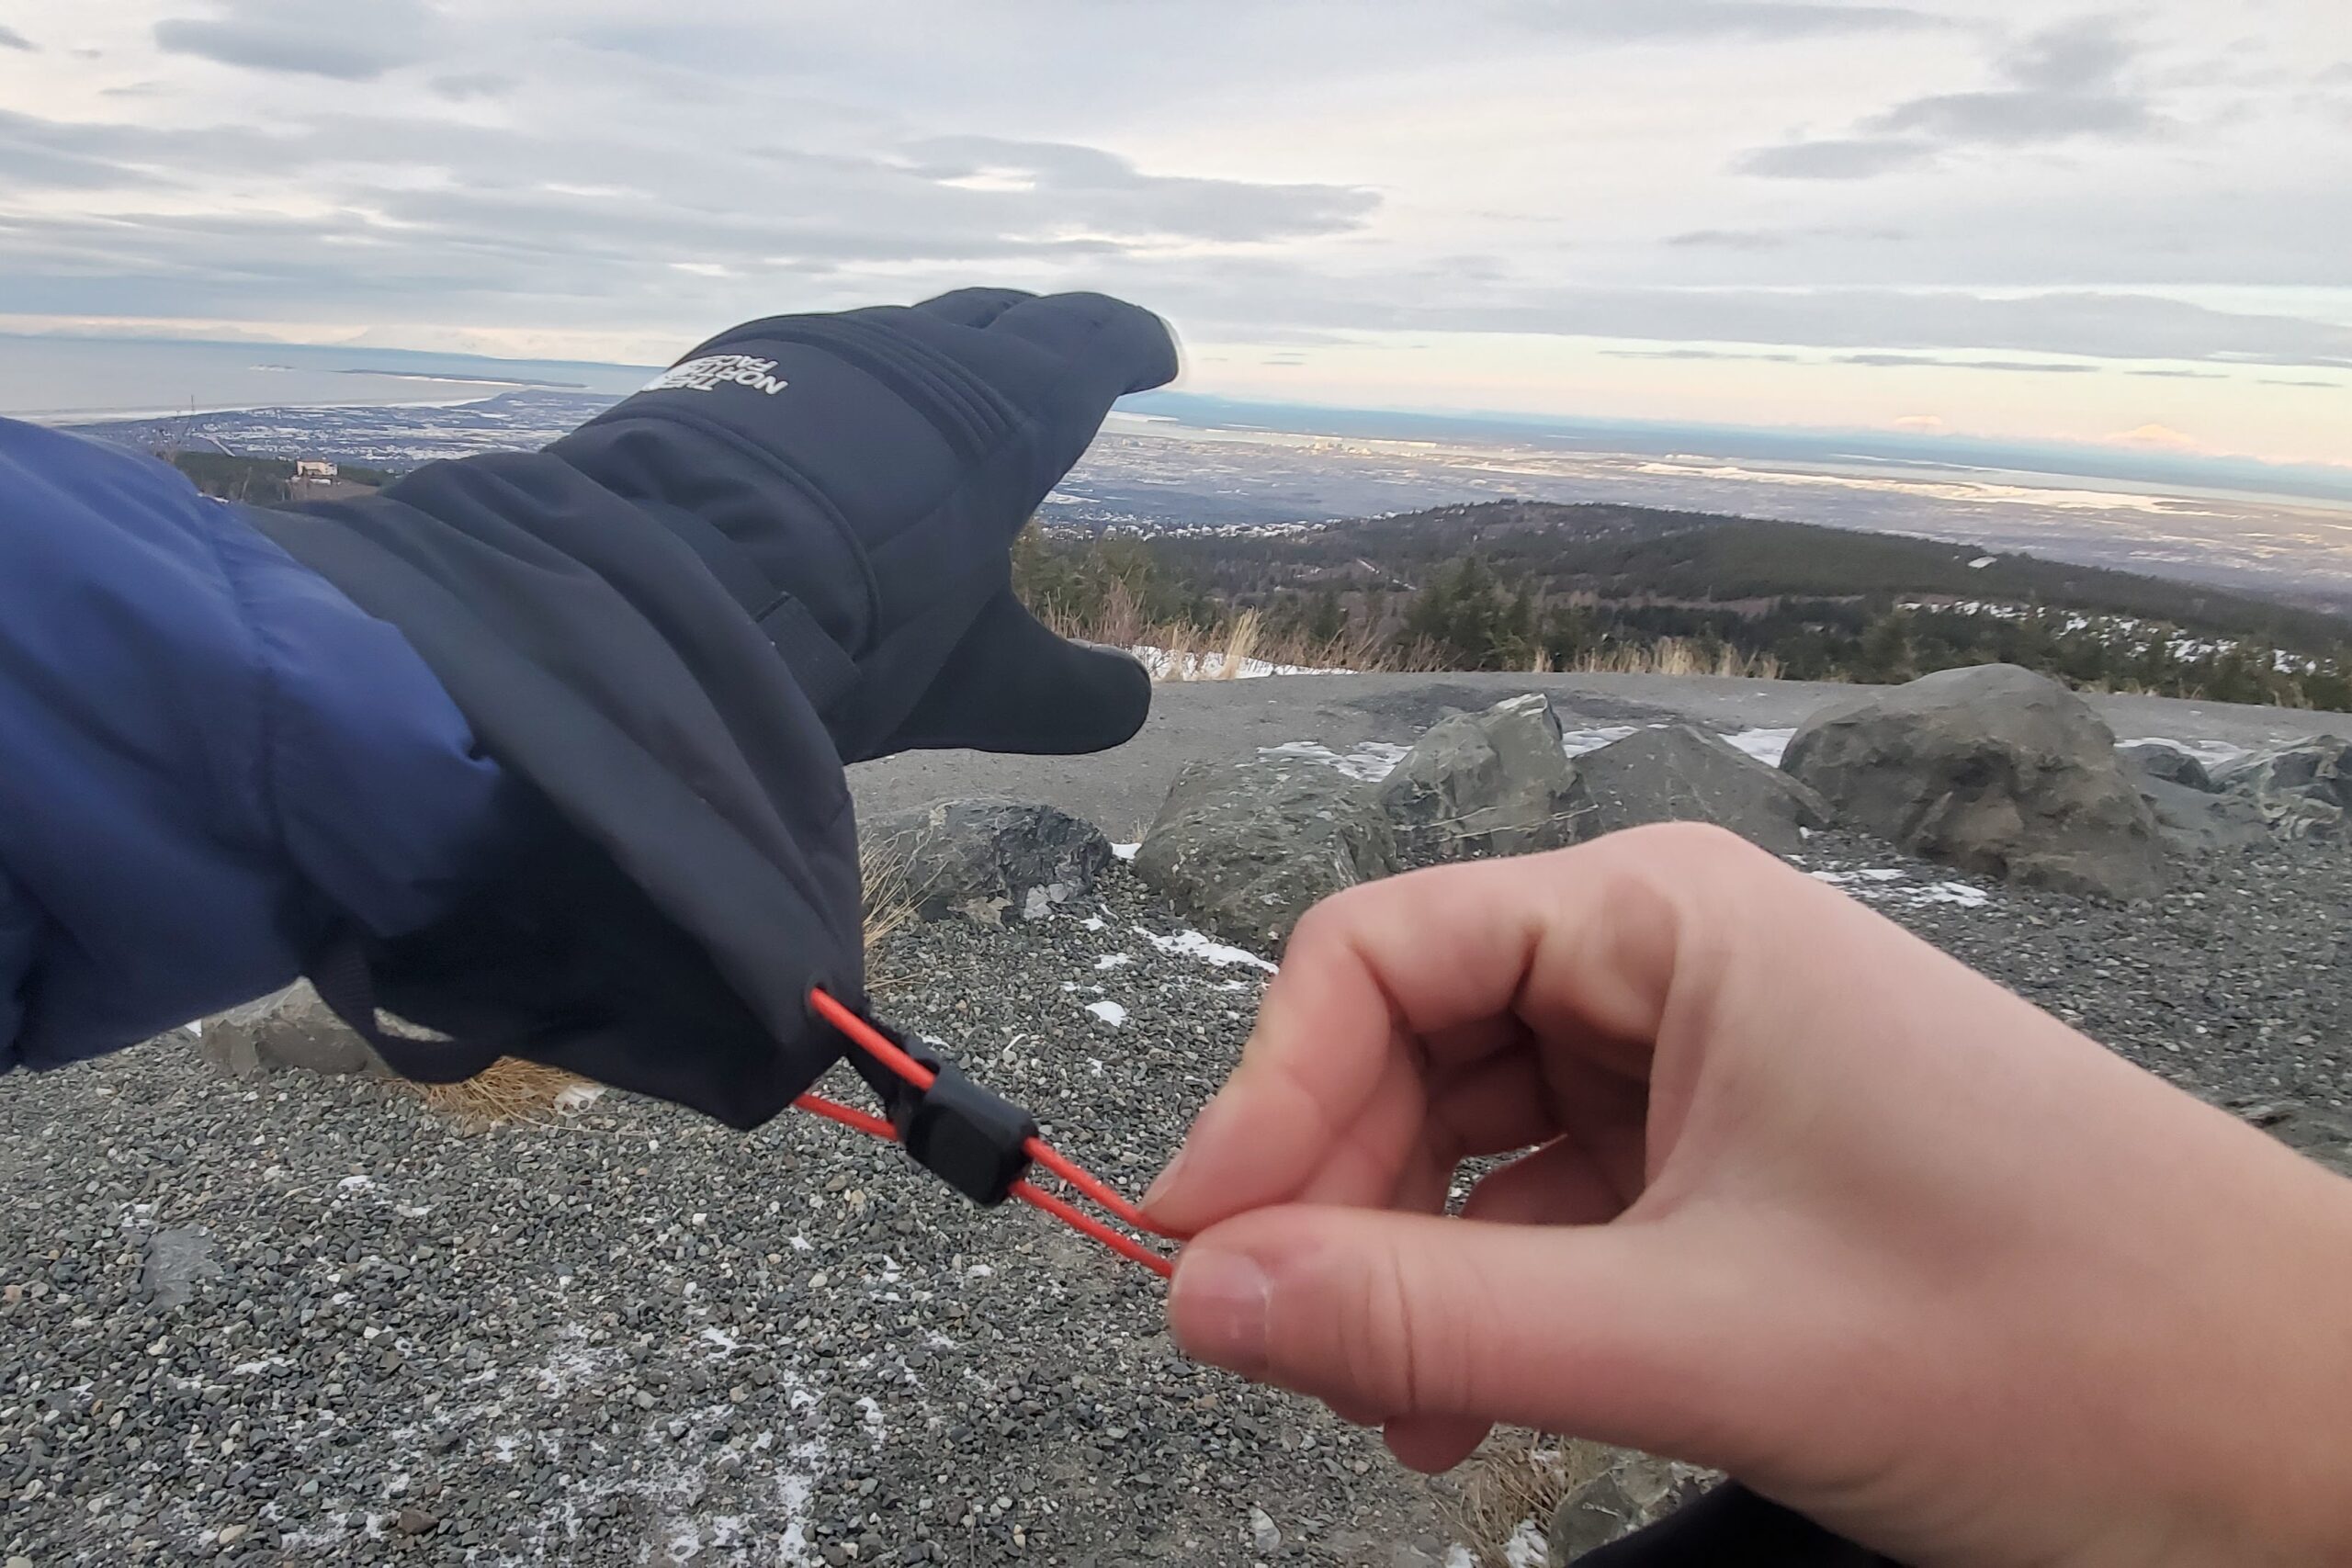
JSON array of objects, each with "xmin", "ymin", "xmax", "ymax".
[
  {"xmin": 1023, "ymin": 500, "xmax": 2352, "ymax": 707},
  {"xmin": 1135, "ymin": 501, "xmax": 2352, "ymax": 651},
  {"xmin": 165, "ymin": 451, "xmax": 390, "ymax": 505}
]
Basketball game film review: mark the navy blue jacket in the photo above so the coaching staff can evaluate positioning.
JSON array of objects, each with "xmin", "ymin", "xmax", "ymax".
[
  {"xmin": 1, "ymin": 289, "xmax": 1175, "ymax": 1126},
  {"xmin": 0, "ymin": 418, "xmax": 519, "ymax": 1067}
]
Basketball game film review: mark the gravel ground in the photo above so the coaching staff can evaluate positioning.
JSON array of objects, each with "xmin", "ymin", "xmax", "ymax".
[{"xmin": 2, "ymin": 833, "xmax": 2346, "ymax": 1566}]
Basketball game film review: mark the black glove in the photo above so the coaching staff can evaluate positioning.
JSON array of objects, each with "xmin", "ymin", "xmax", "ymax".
[
  {"xmin": 550, "ymin": 288, "xmax": 1179, "ymax": 763},
  {"xmin": 248, "ymin": 289, "xmax": 1178, "ymax": 1127}
]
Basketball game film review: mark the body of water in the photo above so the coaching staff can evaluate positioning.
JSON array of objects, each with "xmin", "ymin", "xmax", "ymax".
[{"xmin": 0, "ymin": 335, "xmax": 656, "ymax": 420}]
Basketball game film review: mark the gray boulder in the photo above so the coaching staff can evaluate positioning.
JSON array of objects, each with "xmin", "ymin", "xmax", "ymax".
[
  {"xmin": 1781, "ymin": 664, "xmax": 2170, "ymax": 900},
  {"xmin": 198, "ymin": 981, "xmax": 383, "ymax": 1078},
  {"xmin": 1578, "ymin": 724, "xmax": 1831, "ymax": 855},
  {"xmin": 1375, "ymin": 693, "xmax": 1594, "ymax": 863},
  {"xmin": 2211, "ymin": 735, "xmax": 2350, "ymax": 841},
  {"xmin": 860, "ymin": 799, "xmax": 1112, "ymax": 926},
  {"xmin": 2135, "ymin": 774, "xmax": 2272, "ymax": 856},
  {"xmin": 2117, "ymin": 741, "xmax": 2268, "ymax": 854},
  {"xmin": 1547, "ymin": 1452, "xmax": 1713, "ymax": 1565},
  {"xmin": 1136, "ymin": 754, "xmax": 1400, "ymax": 951},
  {"xmin": 2118, "ymin": 740, "xmax": 2216, "ymax": 792}
]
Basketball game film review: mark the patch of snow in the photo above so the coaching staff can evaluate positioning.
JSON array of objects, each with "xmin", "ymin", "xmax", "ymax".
[
  {"xmin": 1725, "ymin": 726, "xmax": 1797, "ymax": 766},
  {"xmin": 1136, "ymin": 925, "xmax": 1278, "ymax": 973},
  {"xmin": 1131, "ymin": 645, "xmax": 1351, "ymax": 680},
  {"xmin": 336, "ymin": 1175, "xmax": 373, "ymax": 1192},
  {"xmin": 1560, "ymin": 724, "xmax": 1640, "ymax": 758},
  {"xmin": 2117, "ymin": 735, "xmax": 2248, "ymax": 769},
  {"xmin": 1085, "ymin": 999, "xmax": 1128, "ymax": 1027},
  {"xmin": 1257, "ymin": 738, "xmax": 1410, "ymax": 782},
  {"xmin": 1094, "ymin": 953, "xmax": 1132, "ymax": 970},
  {"xmin": 1504, "ymin": 1519, "xmax": 1550, "ymax": 1568},
  {"xmin": 1968, "ymin": 555, "xmax": 1996, "ymax": 569},
  {"xmin": 553, "ymin": 1081, "xmax": 605, "ymax": 1112},
  {"xmin": 1111, "ymin": 842, "xmax": 1140, "ymax": 861},
  {"xmin": 1811, "ymin": 867, "xmax": 1994, "ymax": 910},
  {"xmin": 1443, "ymin": 1548, "xmax": 1477, "ymax": 1568}
]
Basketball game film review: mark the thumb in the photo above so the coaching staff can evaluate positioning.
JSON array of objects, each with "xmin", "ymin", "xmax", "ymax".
[
  {"xmin": 1168, "ymin": 1203, "xmax": 1741, "ymax": 1461},
  {"xmin": 887, "ymin": 588, "xmax": 1151, "ymax": 756}
]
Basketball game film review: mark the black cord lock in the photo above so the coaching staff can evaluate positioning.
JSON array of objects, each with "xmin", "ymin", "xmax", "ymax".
[{"xmin": 887, "ymin": 1043, "xmax": 1038, "ymax": 1207}]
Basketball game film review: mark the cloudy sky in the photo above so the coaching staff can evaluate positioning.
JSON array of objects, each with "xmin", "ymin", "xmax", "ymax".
[{"xmin": 2, "ymin": 0, "xmax": 2347, "ymax": 465}]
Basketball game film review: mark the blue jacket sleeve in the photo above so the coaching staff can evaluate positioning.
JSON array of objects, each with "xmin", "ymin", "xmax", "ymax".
[{"xmin": 0, "ymin": 420, "xmax": 522, "ymax": 1068}]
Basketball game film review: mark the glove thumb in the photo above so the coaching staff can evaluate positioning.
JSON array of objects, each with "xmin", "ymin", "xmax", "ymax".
[{"xmin": 887, "ymin": 587, "xmax": 1151, "ymax": 756}]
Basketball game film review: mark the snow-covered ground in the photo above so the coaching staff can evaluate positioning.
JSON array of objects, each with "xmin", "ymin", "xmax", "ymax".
[
  {"xmin": 1129, "ymin": 646, "xmax": 1351, "ymax": 681},
  {"xmin": 1261, "ymin": 724, "xmax": 1801, "ymax": 781}
]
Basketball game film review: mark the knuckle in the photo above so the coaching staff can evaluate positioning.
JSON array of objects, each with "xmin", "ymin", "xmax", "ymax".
[{"xmin": 1321, "ymin": 1241, "xmax": 1465, "ymax": 1416}]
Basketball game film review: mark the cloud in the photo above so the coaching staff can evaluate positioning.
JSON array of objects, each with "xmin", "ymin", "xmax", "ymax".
[
  {"xmin": 2258, "ymin": 378, "xmax": 2342, "ymax": 388},
  {"xmin": 1511, "ymin": 0, "xmax": 1946, "ymax": 39},
  {"xmin": 1742, "ymin": 17, "xmax": 2161, "ymax": 178},
  {"xmin": 0, "ymin": 109, "xmax": 164, "ymax": 190},
  {"xmin": 1890, "ymin": 414, "xmax": 1949, "ymax": 432},
  {"xmin": 153, "ymin": 0, "xmax": 437, "ymax": 80},
  {"xmin": 896, "ymin": 136, "xmax": 1376, "ymax": 243},
  {"xmin": 0, "ymin": 23, "xmax": 36, "ymax": 51},
  {"xmin": 1666, "ymin": 225, "xmax": 1908, "ymax": 248},
  {"xmin": 2126, "ymin": 367, "xmax": 2225, "ymax": 379},
  {"xmin": 1602, "ymin": 347, "xmax": 1804, "ymax": 362},
  {"xmin": 1836, "ymin": 353, "xmax": 2102, "ymax": 372},
  {"xmin": 1738, "ymin": 137, "xmax": 1936, "ymax": 178},
  {"xmin": 430, "ymin": 71, "xmax": 514, "ymax": 100}
]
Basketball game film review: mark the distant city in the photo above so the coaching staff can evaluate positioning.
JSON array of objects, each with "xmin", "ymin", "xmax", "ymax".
[{"xmin": 32, "ymin": 341, "xmax": 2352, "ymax": 615}]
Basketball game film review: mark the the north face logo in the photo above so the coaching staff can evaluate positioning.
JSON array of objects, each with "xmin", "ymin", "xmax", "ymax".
[{"xmin": 642, "ymin": 355, "xmax": 790, "ymax": 396}]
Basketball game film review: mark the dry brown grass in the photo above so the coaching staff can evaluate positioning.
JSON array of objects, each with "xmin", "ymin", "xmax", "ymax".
[
  {"xmin": 401, "ymin": 1055, "xmax": 596, "ymax": 1130},
  {"xmin": 1440, "ymin": 1435, "xmax": 1624, "ymax": 1568},
  {"xmin": 402, "ymin": 840, "xmax": 928, "ymax": 1128},
  {"xmin": 1040, "ymin": 580, "xmax": 1792, "ymax": 684},
  {"xmin": 1567, "ymin": 637, "xmax": 1784, "ymax": 680}
]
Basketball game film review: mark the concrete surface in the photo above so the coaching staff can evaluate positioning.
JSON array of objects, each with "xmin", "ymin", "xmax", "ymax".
[{"xmin": 852, "ymin": 672, "xmax": 2352, "ymax": 838}]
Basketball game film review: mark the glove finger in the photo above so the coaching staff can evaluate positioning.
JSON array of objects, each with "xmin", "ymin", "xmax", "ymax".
[
  {"xmin": 888, "ymin": 588, "xmax": 1151, "ymax": 756},
  {"xmin": 978, "ymin": 291, "xmax": 1181, "ymax": 395},
  {"xmin": 910, "ymin": 287, "xmax": 1034, "ymax": 328}
]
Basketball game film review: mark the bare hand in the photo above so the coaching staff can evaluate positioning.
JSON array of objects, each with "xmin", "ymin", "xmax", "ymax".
[{"xmin": 1147, "ymin": 826, "xmax": 2352, "ymax": 1568}]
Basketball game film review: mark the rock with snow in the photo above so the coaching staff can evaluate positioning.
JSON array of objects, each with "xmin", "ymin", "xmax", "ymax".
[
  {"xmin": 137, "ymin": 1225, "xmax": 222, "ymax": 1311},
  {"xmin": 2119, "ymin": 740, "xmax": 2217, "ymax": 793},
  {"xmin": 1545, "ymin": 1452, "xmax": 1713, "ymax": 1565},
  {"xmin": 1376, "ymin": 694, "xmax": 1595, "ymax": 863},
  {"xmin": 862, "ymin": 799, "xmax": 1113, "ymax": 926},
  {"xmin": 197, "ymin": 980, "xmax": 385, "ymax": 1079},
  {"xmin": 2119, "ymin": 740, "xmax": 2272, "ymax": 854},
  {"xmin": 2211, "ymin": 735, "xmax": 2351, "ymax": 841},
  {"xmin": 1136, "ymin": 754, "xmax": 1400, "ymax": 951},
  {"xmin": 1781, "ymin": 664, "xmax": 2170, "ymax": 901},
  {"xmin": 1577, "ymin": 724, "xmax": 1831, "ymax": 855}
]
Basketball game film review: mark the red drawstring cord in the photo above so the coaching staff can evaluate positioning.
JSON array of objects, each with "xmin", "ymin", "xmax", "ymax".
[{"xmin": 797, "ymin": 987, "xmax": 1189, "ymax": 1280}]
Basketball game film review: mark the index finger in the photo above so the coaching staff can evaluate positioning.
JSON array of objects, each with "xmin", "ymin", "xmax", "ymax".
[{"xmin": 1145, "ymin": 827, "xmax": 1717, "ymax": 1235}]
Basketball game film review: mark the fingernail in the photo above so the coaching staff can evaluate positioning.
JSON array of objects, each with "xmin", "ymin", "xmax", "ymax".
[
  {"xmin": 1168, "ymin": 1247, "xmax": 1270, "ymax": 1374},
  {"xmin": 1140, "ymin": 1140, "xmax": 1192, "ymax": 1212},
  {"xmin": 1142, "ymin": 1090, "xmax": 1226, "ymax": 1211}
]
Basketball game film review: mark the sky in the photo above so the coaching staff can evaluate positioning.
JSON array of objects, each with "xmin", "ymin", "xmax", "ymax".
[{"xmin": 1, "ymin": 0, "xmax": 2347, "ymax": 467}]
